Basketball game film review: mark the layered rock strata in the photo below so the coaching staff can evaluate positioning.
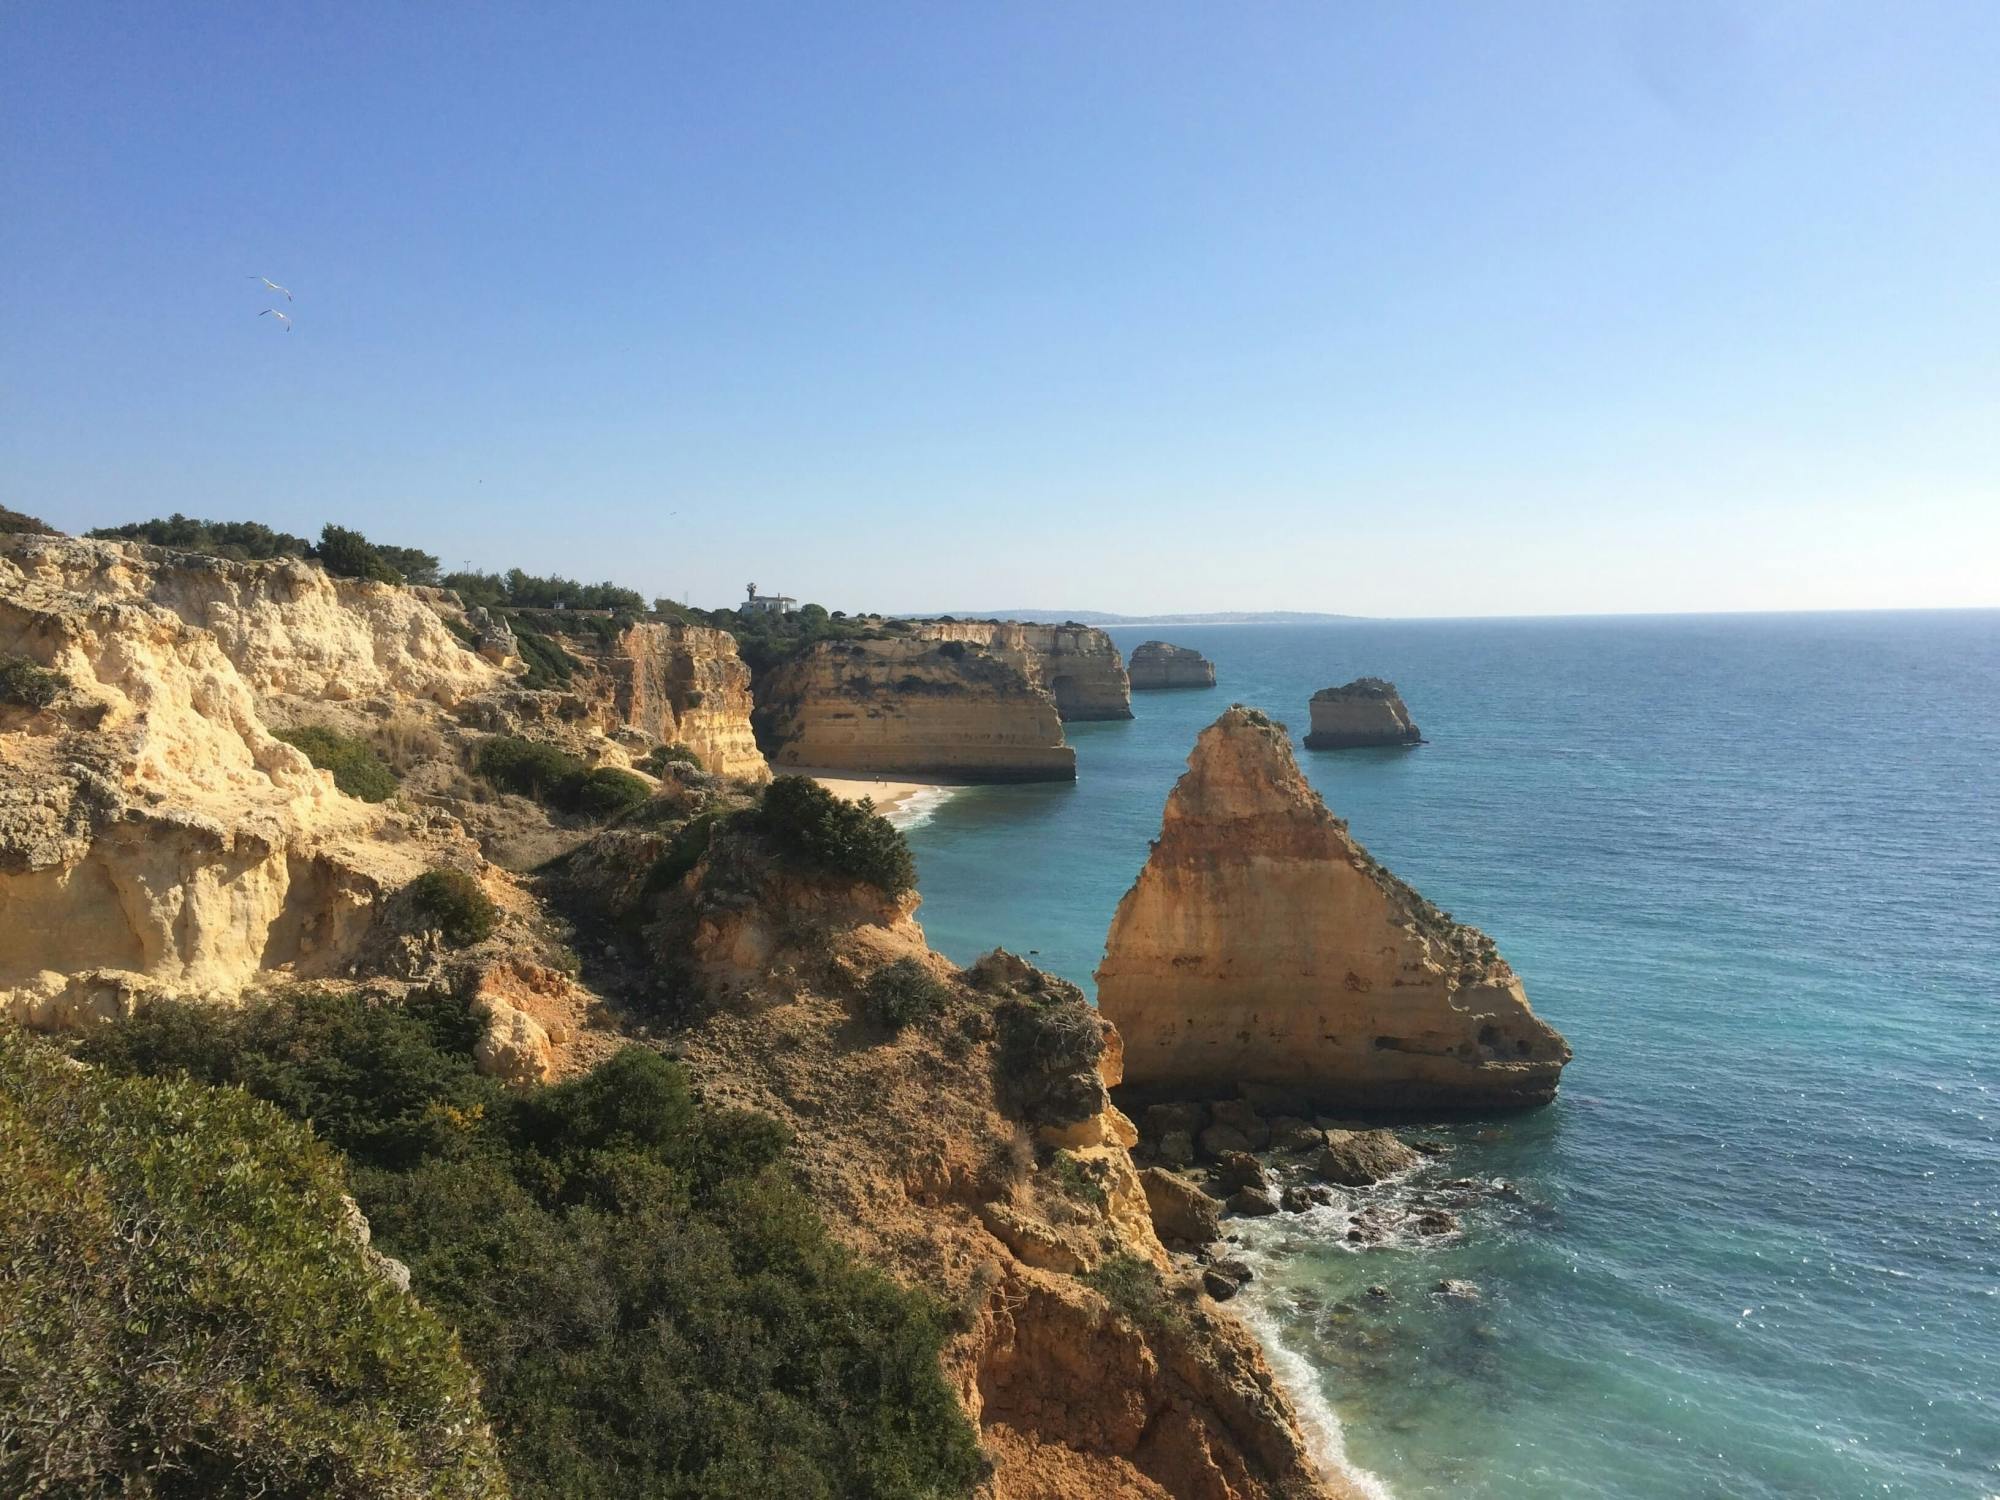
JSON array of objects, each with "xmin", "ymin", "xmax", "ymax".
[
  {"xmin": 1302, "ymin": 677, "xmax": 1421, "ymax": 749},
  {"xmin": 915, "ymin": 620, "xmax": 1133, "ymax": 720},
  {"xmin": 1097, "ymin": 706, "xmax": 1569, "ymax": 1109},
  {"xmin": 542, "ymin": 620, "xmax": 767, "ymax": 779},
  {"xmin": 757, "ymin": 636, "xmax": 1076, "ymax": 781},
  {"xmin": 1128, "ymin": 640, "xmax": 1216, "ymax": 690}
]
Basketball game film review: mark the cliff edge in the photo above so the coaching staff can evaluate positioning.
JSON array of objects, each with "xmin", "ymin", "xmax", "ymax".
[{"xmin": 1097, "ymin": 707, "xmax": 1569, "ymax": 1110}]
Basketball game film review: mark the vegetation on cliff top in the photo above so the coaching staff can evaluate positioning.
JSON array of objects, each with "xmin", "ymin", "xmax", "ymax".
[
  {"xmin": 758, "ymin": 775, "xmax": 916, "ymax": 895},
  {"xmin": 0, "ymin": 1028, "xmax": 505, "ymax": 1500},
  {"xmin": 442, "ymin": 567, "xmax": 644, "ymax": 613},
  {"xmin": 86, "ymin": 516, "xmax": 441, "ymax": 586},
  {"xmin": 472, "ymin": 737, "xmax": 652, "ymax": 820},
  {"xmin": 75, "ymin": 990, "xmax": 985, "ymax": 1500},
  {"xmin": 0, "ymin": 505, "xmax": 58, "ymax": 535}
]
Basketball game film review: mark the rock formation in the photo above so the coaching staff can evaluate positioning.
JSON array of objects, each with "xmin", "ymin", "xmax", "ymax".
[
  {"xmin": 757, "ymin": 636, "xmax": 1076, "ymax": 781},
  {"xmin": 914, "ymin": 620, "xmax": 1133, "ymax": 720},
  {"xmin": 586, "ymin": 809, "xmax": 1351, "ymax": 1500},
  {"xmin": 1302, "ymin": 677, "xmax": 1421, "ymax": 749},
  {"xmin": 1128, "ymin": 640, "xmax": 1216, "ymax": 690},
  {"xmin": 1097, "ymin": 706, "xmax": 1569, "ymax": 1110},
  {"xmin": 539, "ymin": 618, "xmax": 767, "ymax": 779}
]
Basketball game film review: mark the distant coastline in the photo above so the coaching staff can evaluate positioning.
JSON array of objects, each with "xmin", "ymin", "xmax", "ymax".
[{"xmin": 921, "ymin": 609, "xmax": 1363, "ymax": 626}]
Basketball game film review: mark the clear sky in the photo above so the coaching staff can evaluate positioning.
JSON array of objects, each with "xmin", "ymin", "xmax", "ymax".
[{"xmin": 3, "ymin": 2, "xmax": 1995, "ymax": 617}]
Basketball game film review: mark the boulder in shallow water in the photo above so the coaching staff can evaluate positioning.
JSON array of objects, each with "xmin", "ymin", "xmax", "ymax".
[
  {"xmin": 1226, "ymin": 1187, "xmax": 1279, "ymax": 1217},
  {"xmin": 1315, "ymin": 1129, "xmax": 1420, "ymax": 1186}
]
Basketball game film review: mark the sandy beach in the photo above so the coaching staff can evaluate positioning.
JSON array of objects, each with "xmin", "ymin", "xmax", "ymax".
[{"xmin": 794, "ymin": 768, "xmax": 963, "ymax": 823}]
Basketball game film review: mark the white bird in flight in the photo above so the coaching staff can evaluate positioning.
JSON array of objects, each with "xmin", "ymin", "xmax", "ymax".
[
  {"xmin": 260, "ymin": 307, "xmax": 293, "ymax": 332},
  {"xmin": 248, "ymin": 275, "xmax": 293, "ymax": 301}
]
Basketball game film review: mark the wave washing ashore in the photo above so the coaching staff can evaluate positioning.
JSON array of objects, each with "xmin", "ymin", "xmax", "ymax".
[
  {"xmin": 806, "ymin": 769, "xmax": 965, "ymax": 830},
  {"xmin": 902, "ymin": 613, "xmax": 2000, "ymax": 1500}
]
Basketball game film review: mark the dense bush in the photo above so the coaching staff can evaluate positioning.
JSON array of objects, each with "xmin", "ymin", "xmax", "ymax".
[
  {"xmin": 758, "ymin": 775, "xmax": 916, "ymax": 895},
  {"xmin": 83, "ymin": 515, "xmax": 438, "ymax": 584},
  {"xmin": 0, "ymin": 504, "xmax": 57, "ymax": 535},
  {"xmin": 442, "ymin": 567, "xmax": 644, "ymax": 613},
  {"xmin": 865, "ymin": 958, "xmax": 953, "ymax": 1032},
  {"xmin": 508, "ymin": 623, "xmax": 576, "ymax": 688},
  {"xmin": 276, "ymin": 724, "xmax": 400, "ymax": 801},
  {"xmin": 0, "ymin": 1029, "xmax": 505, "ymax": 1499},
  {"xmin": 475, "ymin": 736, "xmax": 586, "ymax": 801},
  {"xmin": 79, "ymin": 992, "xmax": 985, "ymax": 1500},
  {"xmin": 406, "ymin": 868, "xmax": 499, "ymax": 947},
  {"xmin": 472, "ymin": 737, "xmax": 652, "ymax": 821},
  {"xmin": 88, "ymin": 513, "xmax": 312, "ymax": 560},
  {"xmin": 0, "ymin": 654, "xmax": 66, "ymax": 709},
  {"xmin": 639, "ymin": 743, "xmax": 706, "ymax": 775},
  {"xmin": 568, "ymin": 766, "xmax": 651, "ymax": 818}
]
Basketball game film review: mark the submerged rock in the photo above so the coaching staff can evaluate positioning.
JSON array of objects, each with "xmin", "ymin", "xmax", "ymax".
[
  {"xmin": 1097, "ymin": 707, "xmax": 1571, "ymax": 1109},
  {"xmin": 1302, "ymin": 677, "xmax": 1422, "ymax": 750}
]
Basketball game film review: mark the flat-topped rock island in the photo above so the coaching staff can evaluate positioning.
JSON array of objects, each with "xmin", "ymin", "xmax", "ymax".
[
  {"xmin": 1303, "ymin": 676, "xmax": 1422, "ymax": 749},
  {"xmin": 1127, "ymin": 640, "xmax": 1216, "ymax": 690}
]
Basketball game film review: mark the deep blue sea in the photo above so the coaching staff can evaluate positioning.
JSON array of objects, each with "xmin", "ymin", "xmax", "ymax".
[{"xmin": 899, "ymin": 614, "xmax": 1999, "ymax": 1500}]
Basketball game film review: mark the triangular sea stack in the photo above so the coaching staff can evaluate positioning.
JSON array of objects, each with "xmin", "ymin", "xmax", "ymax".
[{"xmin": 1096, "ymin": 706, "xmax": 1569, "ymax": 1109}]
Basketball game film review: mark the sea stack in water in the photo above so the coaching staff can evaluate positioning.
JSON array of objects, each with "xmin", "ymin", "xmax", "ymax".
[
  {"xmin": 1303, "ymin": 677, "xmax": 1421, "ymax": 749},
  {"xmin": 1096, "ymin": 706, "xmax": 1569, "ymax": 1109},
  {"xmin": 1127, "ymin": 641, "xmax": 1216, "ymax": 691}
]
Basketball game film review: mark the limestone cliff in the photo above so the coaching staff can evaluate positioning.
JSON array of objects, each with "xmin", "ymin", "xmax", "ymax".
[
  {"xmin": 916, "ymin": 620, "xmax": 1133, "ymax": 721},
  {"xmin": 1128, "ymin": 640, "xmax": 1217, "ymax": 691},
  {"xmin": 538, "ymin": 619, "xmax": 768, "ymax": 780},
  {"xmin": 569, "ymin": 811, "xmax": 1349, "ymax": 1500},
  {"xmin": 1302, "ymin": 678, "xmax": 1421, "ymax": 750},
  {"xmin": 0, "ymin": 535, "xmax": 497, "ymax": 1026},
  {"xmin": 757, "ymin": 636, "xmax": 1076, "ymax": 781},
  {"xmin": 1098, "ymin": 707, "xmax": 1569, "ymax": 1110}
]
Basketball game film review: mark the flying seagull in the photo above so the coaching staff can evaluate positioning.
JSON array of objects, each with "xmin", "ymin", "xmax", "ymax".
[
  {"xmin": 259, "ymin": 307, "xmax": 293, "ymax": 331},
  {"xmin": 248, "ymin": 275, "xmax": 293, "ymax": 301}
]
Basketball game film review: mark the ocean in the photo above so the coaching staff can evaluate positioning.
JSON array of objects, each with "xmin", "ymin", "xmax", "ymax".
[{"xmin": 896, "ymin": 614, "xmax": 2000, "ymax": 1500}]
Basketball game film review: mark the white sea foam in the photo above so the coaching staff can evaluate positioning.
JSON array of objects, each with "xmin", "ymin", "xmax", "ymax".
[
  {"xmin": 887, "ymin": 785, "xmax": 959, "ymax": 831},
  {"xmin": 1232, "ymin": 1289, "xmax": 1397, "ymax": 1500}
]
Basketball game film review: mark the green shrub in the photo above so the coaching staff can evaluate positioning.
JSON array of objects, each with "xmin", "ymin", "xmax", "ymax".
[
  {"xmin": 1045, "ymin": 1148, "xmax": 1107, "ymax": 1208},
  {"xmin": 0, "ymin": 504, "xmax": 57, "ymax": 535},
  {"xmin": 758, "ymin": 775, "xmax": 916, "ymax": 895},
  {"xmin": 569, "ymin": 766, "xmax": 651, "ymax": 818},
  {"xmin": 407, "ymin": 869, "xmax": 498, "ymax": 947},
  {"xmin": 639, "ymin": 743, "xmax": 705, "ymax": 775},
  {"xmin": 276, "ymin": 724, "xmax": 400, "ymax": 801},
  {"xmin": 87, "ymin": 513, "xmax": 312, "ymax": 560},
  {"xmin": 1083, "ymin": 1253, "xmax": 1188, "ymax": 1338},
  {"xmin": 0, "ymin": 654, "xmax": 66, "ymax": 709},
  {"xmin": 475, "ymin": 736, "xmax": 585, "ymax": 800},
  {"xmin": 865, "ymin": 957, "xmax": 953, "ymax": 1032},
  {"xmin": 508, "ymin": 625, "xmax": 576, "ymax": 689},
  {"xmin": 0, "ymin": 1029, "xmax": 505, "ymax": 1499},
  {"xmin": 314, "ymin": 523, "xmax": 407, "ymax": 584},
  {"xmin": 80, "ymin": 992, "xmax": 985, "ymax": 1500}
]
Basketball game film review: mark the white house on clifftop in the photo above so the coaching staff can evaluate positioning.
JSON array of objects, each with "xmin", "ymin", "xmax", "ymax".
[{"xmin": 742, "ymin": 583, "xmax": 797, "ymax": 616}]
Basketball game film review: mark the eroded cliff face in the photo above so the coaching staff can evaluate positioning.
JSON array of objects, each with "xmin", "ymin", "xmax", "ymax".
[
  {"xmin": 1303, "ymin": 678, "xmax": 1421, "ymax": 750},
  {"xmin": 1129, "ymin": 640, "xmax": 1217, "ymax": 691},
  {"xmin": 541, "ymin": 620, "xmax": 768, "ymax": 779},
  {"xmin": 593, "ymin": 820, "xmax": 1348, "ymax": 1500},
  {"xmin": 757, "ymin": 636, "xmax": 1076, "ymax": 781},
  {"xmin": 1098, "ymin": 707, "xmax": 1569, "ymax": 1110},
  {"xmin": 917, "ymin": 620, "xmax": 1133, "ymax": 720},
  {"xmin": 0, "ymin": 535, "xmax": 488, "ymax": 1026}
]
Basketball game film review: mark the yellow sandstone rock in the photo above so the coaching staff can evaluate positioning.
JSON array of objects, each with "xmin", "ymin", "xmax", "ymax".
[{"xmin": 1098, "ymin": 706, "xmax": 1569, "ymax": 1109}]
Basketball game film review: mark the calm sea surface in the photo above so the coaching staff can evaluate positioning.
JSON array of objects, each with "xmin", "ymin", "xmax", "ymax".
[{"xmin": 900, "ymin": 614, "xmax": 2000, "ymax": 1500}]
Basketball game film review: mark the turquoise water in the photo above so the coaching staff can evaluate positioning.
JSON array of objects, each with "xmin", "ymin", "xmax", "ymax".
[{"xmin": 902, "ymin": 615, "xmax": 2000, "ymax": 1500}]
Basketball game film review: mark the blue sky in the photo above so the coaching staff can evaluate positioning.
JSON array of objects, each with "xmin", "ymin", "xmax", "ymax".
[{"xmin": 4, "ymin": 2, "xmax": 1995, "ymax": 616}]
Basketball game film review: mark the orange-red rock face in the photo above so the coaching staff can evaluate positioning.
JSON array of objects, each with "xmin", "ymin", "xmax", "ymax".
[{"xmin": 1098, "ymin": 707, "xmax": 1568, "ymax": 1110}]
